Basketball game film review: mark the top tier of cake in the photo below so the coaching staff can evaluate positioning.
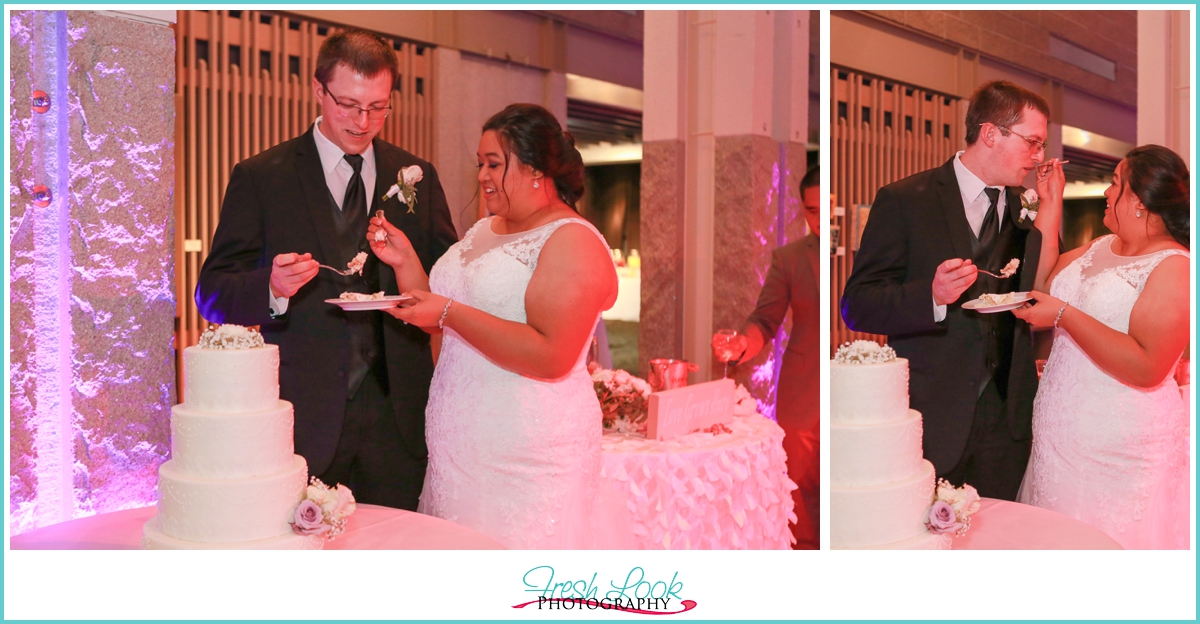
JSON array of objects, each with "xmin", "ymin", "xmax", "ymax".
[
  {"xmin": 831, "ymin": 357, "xmax": 909, "ymax": 424},
  {"xmin": 183, "ymin": 343, "xmax": 280, "ymax": 413}
]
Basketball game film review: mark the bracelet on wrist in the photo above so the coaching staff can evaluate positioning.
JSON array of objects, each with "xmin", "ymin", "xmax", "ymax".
[
  {"xmin": 1053, "ymin": 303, "xmax": 1068, "ymax": 329},
  {"xmin": 438, "ymin": 298, "xmax": 454, "ymax": 330}
]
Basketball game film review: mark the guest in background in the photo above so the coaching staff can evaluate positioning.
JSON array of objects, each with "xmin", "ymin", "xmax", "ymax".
[
  {"xmin": 1013, "ymin": 145, "xmax": 1190, "ymax": 549},
  {"xmin": 713, "ymin": 165, "xmax": 820, "ymax": 549},
  {"xmin": 196, "ymin": 31, "xmax": 458, "ymax": 510}
]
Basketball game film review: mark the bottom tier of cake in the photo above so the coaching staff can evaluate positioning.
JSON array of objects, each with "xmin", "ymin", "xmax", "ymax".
[
  {"xmin": 831, "ymin": 459, "xmax": 937, "ymax": 549},
  {"xmin": 141, "ymin": 516, "xmax": 323, "ymax": 550}
]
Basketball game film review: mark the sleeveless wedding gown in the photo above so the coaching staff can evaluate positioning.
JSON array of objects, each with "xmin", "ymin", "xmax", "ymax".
[
  {"xmin": 419, "ymin": 216, "xmax": 607, "ymax": 549},
  {"xmin": 1018, "ymin": 235, "xmax": 1189, "ymax": 549}
]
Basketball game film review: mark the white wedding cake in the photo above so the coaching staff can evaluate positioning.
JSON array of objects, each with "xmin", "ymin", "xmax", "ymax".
[
  {"xmin": 830, "ymin": 341, "xmax": 951, "ymax": 550},
  {"xmin": 142, "ymin": 325, "xmax": 323, "ymax": 549}
]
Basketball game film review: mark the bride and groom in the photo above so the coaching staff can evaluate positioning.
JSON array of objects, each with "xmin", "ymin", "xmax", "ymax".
[
  {"xmin": 842, "ymin": 80, "xmax": 1190, "ymax": 549},
  {"xmin": 197, "ymin": 30, "xmax": 616, "ymax": 549}
]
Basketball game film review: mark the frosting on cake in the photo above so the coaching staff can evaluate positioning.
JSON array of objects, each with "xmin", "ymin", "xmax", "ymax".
[{"xmin": 831, "ymin": 343, "xmax": 949, "ymax": 550}]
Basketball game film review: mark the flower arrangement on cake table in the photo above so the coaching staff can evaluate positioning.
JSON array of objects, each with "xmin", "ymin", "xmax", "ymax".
[{"xmin": 590, "ymin": 366, "xmax": 797, "ymax": 549}]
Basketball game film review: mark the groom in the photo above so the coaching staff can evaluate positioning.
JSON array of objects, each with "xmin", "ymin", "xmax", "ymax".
[
  {"xmin": 196, "ymin": 30, "xmax": 458, "ymax": 510},
  {"xmin": 841, "ymin": 81, "xmax": 1048, "ymax": 500}
]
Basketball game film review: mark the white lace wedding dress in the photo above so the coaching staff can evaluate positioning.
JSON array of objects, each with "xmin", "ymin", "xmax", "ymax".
[
  {"xmin": 1018, "ymin": 235, "xmax": 1189, "ymax": 549},
  {"xmin": 418, "ymin": 216, "xmax": 606, "ymax": 549}
]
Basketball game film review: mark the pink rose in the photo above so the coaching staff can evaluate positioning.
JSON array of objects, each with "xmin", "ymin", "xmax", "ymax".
[
  {"xmin": 333, "ymin": 484, "xmax": 357, "ymax": 518},
  {"xmin": 926, "ymin": 500, "xmax": 961, "ymax": 535},
  {"xmin": 291, "ymin": 499, "xmax": 330, "ymax": 536},
  {"xmin": 955, "ymin": 484, "xmax": 981, "ymax": 516}
]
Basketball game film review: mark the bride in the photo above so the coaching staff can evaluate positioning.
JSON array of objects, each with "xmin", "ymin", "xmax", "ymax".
[
  {"xmin": 1013, "ymin": 145, "xmax": 1190, "ymax": 549},
  {"xmin": 367, "ymin": 103, "xmax": 617, "ymax": 548}
]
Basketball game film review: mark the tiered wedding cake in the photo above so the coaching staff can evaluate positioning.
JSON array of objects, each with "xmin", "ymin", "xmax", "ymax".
[
  {"xmin": 830, "ymin": 341, "xmax": 951, "ymax": 550},
  {"xmin": 142, "ymin": 325, "xmax": 323, "ymax": 550}
]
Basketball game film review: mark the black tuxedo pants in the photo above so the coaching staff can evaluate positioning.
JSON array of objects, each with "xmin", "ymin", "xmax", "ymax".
[
  {"xmin": 939, "ymin": 378, "xmax": 1031, "ymax": 501},
  {"xmin": 317, "ymin": 372, "xmax": 427, "ymax": 511}
]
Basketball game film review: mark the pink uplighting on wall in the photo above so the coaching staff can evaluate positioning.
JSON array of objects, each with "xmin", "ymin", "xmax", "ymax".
[{"xmin": 9, "ymin": 10, "xmax": 175, "ymax": 535}]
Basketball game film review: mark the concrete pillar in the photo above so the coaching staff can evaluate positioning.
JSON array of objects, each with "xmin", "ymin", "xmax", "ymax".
[
  {"xmin": 641, "ymin": 10, "xmax": 809, "ymax": 417},
  {"xmin": 9, "ymin": 10, "xmax": 176, "ymax": 534},
  {"xmin": 1138, "ymin": 10, "xmax": 1191, "ymax": 167}
]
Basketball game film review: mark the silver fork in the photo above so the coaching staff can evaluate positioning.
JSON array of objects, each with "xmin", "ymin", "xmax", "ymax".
[
  {"xmin": 318, "ymin": 263, "xmax": 359, "ymax": 276},
  {"xmin": 977, "ymin": 268, "xmax": 1011, "ymax": 279}
]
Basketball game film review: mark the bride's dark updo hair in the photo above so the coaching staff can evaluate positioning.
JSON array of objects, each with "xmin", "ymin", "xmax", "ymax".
[
  {"xmin": 1123, "ymin": 145, "xmax": 1190, "ymax": 248},
  {"xmin": 482, "ymin": 103, "xmax": 585, "ymax": 208}
]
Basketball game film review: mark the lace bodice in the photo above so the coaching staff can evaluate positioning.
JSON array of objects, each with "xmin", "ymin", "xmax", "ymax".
[
  {"xmin": 1058, "ymin": 234, "xmax": 1190, "ymax": 333},
  {"xmin": 418, "ymin": 216, "xmax": 611, "ymax": 549},
  {"xmin": 1018, "ymin": 235, "xmax": 1190, "ymax": 549}
]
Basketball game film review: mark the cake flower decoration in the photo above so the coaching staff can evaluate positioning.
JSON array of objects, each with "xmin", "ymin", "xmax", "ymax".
[
  {"xmin": 291, "ymin": 500, "xmax": 330, "ymax": 537},
  {"xmin": 290, "ymin": 477, "xmax": 357, "ymax": 540},
  {"xmin": 1019, "ymin": 188, "xmax": 1039, "ymax": 223},
  {"xmin": 383, "ymin": 164, "xmax": 423, "ymax": 214},
  {"xmin": 925, "ymin": 478, "xmax": 981, "ymax": 537}
]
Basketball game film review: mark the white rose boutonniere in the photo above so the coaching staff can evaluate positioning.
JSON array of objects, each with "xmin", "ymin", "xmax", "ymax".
[
  {"xmin": 383, "ymin": 165, "xmax": 423, "ymax": 214},
  {"xmin": 1019, "ymin": 188, "xmax": 1039, "ymax": 223}
]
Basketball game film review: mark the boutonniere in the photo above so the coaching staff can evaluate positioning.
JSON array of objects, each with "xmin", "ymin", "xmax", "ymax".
[
  {"xmin": 382, "ymin": 165, "xmax": 423, "ymax": 214},
  {"xmin": 1019, "ymin": 188, "xmax": 1039, "ymax": 223}
]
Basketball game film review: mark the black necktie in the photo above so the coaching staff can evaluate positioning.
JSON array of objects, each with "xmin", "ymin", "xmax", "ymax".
[
  {"xmin": 342, "ymin": 153, "xmax": 367, "ymax": 219},
  {"xmin": 979, "ymin": 187, "xmax": 1000, "ymax": 254}
]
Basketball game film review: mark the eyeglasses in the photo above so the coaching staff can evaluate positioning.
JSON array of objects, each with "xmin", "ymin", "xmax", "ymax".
[
  {"xmin": 989, "ymin": 124, "xmax": 1048, "ymax": 154},
  {"xmin": 319, "ymin": 81, "xmax": 391, "ymax": 121}
]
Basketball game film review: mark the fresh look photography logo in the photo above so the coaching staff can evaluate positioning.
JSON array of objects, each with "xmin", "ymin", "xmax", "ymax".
[{"xmin": 512, "ymin": 566, "xmax": 697, "ymax": 615}]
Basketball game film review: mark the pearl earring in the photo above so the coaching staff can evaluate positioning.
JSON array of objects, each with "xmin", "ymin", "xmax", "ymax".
[
  {"xmin": 1136, "ymin": 209, "xmax": 1142, "ymax": 218},
  {"xmin": 533, "ymin": 180, "xmax": 539, "ymax": 189}
]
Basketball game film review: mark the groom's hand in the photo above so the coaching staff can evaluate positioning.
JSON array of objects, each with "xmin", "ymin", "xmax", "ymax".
[
  {"xmin": 932, "ymin": 258, "xmax": 978, "ymax": 306},
  {"xmin": 269, "ymin": 252, "xmax": 318, "ymax": 299}
]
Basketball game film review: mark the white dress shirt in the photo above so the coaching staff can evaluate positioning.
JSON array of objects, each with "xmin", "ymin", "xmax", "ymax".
[
  {"xmin": 270, "ymin": 117, "xmax": 378, "ymax": 315},
  {"xmin": 934, "ymin": 151, "xmax": 1006, "ymax": 321}
]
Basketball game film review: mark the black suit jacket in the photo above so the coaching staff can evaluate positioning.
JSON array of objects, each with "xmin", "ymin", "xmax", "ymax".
[
  {"xmin": 840, "ymin": 157, "xmax": 1041, "ymax": 474},
  {"xmin": 195, "ymin": 126, "xmax": 458, "ymax": 474}
]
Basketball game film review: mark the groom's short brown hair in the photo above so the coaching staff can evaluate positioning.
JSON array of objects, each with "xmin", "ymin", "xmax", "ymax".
[
  {"xmin": 315, "ymin": 29, "xmax": 398, "ymax": 87},
  {"xmin": 964, "ymin": 81, "xmax": 1050, "ymax": 145}
]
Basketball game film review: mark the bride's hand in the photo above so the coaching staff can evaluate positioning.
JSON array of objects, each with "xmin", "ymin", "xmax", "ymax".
[
  {"xmin": 367, "ymin": 213, "xmax": 416, "ymax": 268},
  {"xmin": 385, "ymin": 289, "xmax": 450, "ymax": 329},
  {"xmin": 1034, "ymin": 158, "xmax": 1065, "ymax": 214},
  {"xmin": 1012, "ymin": 290, "xmax": 1066, "ymax": 329}
]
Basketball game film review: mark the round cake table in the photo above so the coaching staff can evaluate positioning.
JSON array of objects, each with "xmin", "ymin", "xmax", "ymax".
[
  {"xmin": 10, "ymin": 504, "xmax": 505, "ymax": 550},
  {"xmin": 594, "ymin": 413, "xmax": 796, "ymax": 549},
  {"xmin": 954, "ymin": 498, "xmax": 1123, "ymax": 550}
]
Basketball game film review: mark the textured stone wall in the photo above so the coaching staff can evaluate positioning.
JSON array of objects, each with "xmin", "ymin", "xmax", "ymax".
[
  {"xmin": 9, "ymin": 10, "xmax": 175, "ymax": 534},
  {"xmin": 637, "ymin": 140, "xmax": 686, "ymax": 377}
]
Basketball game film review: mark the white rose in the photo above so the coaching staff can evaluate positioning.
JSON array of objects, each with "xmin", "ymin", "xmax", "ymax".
[
  {"xmin": 935, "ymin": 481, "xmax": 958, "ymax": 504},
  {"xmin": 614, "ymin": 370, "xmax": 631, "ymax": 385},
  {"xmin": 401, "ymin": 165, "xmax": 423, "ymax": 186},
  {"xmin": 1022, "ymin": 188, "xmax": 1038, "ymax": 203},
  {"xmin": 307, "ymin": 483, "xmax": 337, "ymax": 515}
]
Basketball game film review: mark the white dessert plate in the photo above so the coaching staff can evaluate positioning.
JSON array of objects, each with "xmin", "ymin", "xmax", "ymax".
[
  {"xmin": 962, "ymin": 292, "xmax": 1031, "ymax": 313},
  {"xmin": 325, "ymin": 296, "xmax": 413, "ymax": 311}
]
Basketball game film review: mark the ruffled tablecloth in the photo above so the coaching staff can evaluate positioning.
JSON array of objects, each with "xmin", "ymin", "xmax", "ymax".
[
  {"xmin": 10, "ymin": 504, "xmax": 505, "ymax": 550},
  {"xmin": 594, "ymin": 414, "xmax": 797, "ymax": 549}
]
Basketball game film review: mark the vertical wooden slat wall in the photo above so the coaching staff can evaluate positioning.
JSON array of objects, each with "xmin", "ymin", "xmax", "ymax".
[
  {"xmin": 173, "ymin": 11, "xmax": 435, "ymax": 396},
  {"xmin": 830, "ymin": 67, "xmax": 963, "ymax": 354}
]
